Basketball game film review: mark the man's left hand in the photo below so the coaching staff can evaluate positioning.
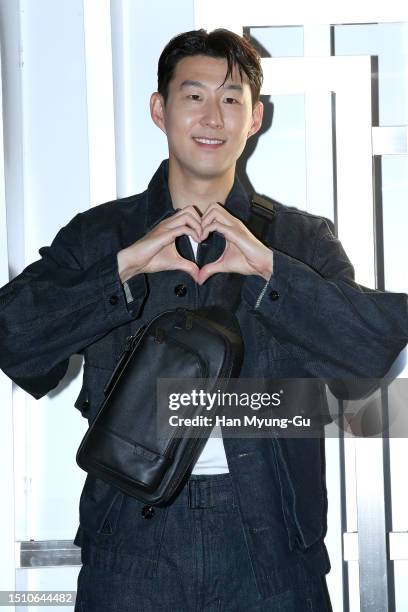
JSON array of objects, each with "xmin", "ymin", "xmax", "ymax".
[{"xmin": 197, "ymin": 202, "xmax": 273, "ymax": 285}]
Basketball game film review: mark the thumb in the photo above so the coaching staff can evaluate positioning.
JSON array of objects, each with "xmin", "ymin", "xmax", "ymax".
[
  {"xmin": 176, "ymin": 260, "xmax": 200, "ymax": 283},
  {"xmin": 197, "ymin": 262, "xmax": 221, "ymax": 285}
]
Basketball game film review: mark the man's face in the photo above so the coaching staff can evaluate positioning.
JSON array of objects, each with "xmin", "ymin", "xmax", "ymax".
[{"xmin": 150, "ymin": 55, "xmax": 263, "ymax": 181}]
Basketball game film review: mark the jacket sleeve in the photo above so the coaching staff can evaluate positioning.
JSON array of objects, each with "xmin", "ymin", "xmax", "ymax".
[
  {"xmin": 0, "ymin": 213, "xmax": 148, "ymax": 399},
  {"xmin": 242, "ymin": 217, "xmax": 408, "ymax": 386}
]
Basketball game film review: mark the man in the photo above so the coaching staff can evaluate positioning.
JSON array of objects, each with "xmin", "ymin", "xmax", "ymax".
[{"xmin": 0, "ymin": 28, "xmax": 407, "ymax": 611}]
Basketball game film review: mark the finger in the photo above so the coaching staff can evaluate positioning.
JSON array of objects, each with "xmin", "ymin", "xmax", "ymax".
[
  {"xmin": 200, "ymin": 220, "xmax": 239, "ymax": 243},
  {"xmin": 164, "ymin": 213, "xmax": 202, "ymax": 238},
  {"xmin": 146, "ymin": 227, "xmax": 199, "ymax": 256},
  {"xmin": 174, "ymin": 206, "xmax": 202, "ymax": 224},
  {"xmin": 172, "ymin": 208, "xmax": 202, "ymax": 225},
  {"xmin": 201, "ymin": 212, "xmax": 236, "ymax": 236},
  {"xmin": 160, "ymin": 223, "xmax": 202, "ymax": 245},
  {"xmin": 170, "ymin": 258, "xmax": 200, "ymax": 283},
  {"xmin": 179, "ymin": 204, "xmax": 203, "ymax": 217},
  {"xmin": 201, "ymin": 203, "xmax": 234, "ymax": 226},
  {"xmin": 197, "ymin": 260, "xmax": 225, "ymax": 285},
  {"xmin": 184, "ymin": 265, "xmax": 200, "ymax": 284}
]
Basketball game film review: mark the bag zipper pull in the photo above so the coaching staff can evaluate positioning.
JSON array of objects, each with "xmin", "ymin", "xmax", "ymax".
[{"xmin": 103, "ymin": 326, "xmax": 145, "ymax": 396}]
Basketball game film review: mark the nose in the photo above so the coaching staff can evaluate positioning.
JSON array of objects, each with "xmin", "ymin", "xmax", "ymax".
[{"xmin": 200, "ymin": 99, "xmax": 224, "ymax": 129}]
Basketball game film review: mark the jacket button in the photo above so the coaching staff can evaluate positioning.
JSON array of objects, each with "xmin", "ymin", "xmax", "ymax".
[
  {"xmin": 174, "ymin": 284, "xmax": 187, "ymax": 297},
  {"xmin": 269, "ymin": 290, "xmax": 280, "ymax": 301},
  {"xmin": 109, "ymin": 294, "xmax": 119, "ymax": 305},
  {"xmin": 142, "ymin": 505, "xmax": 155, "ymax": 519}
]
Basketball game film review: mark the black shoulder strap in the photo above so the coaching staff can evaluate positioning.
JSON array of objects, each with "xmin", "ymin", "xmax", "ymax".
[{"xmin": 247, "ymin": 193, "xmax": 276, "ymax": 243}]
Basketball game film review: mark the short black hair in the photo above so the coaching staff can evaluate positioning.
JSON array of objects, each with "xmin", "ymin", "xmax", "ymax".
[{"xmin": 157, "ymin": 28, "xmax": 263, "ymax": 107}]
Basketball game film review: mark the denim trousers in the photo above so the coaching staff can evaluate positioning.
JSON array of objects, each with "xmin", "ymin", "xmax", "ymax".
[{"xmin": 75, "ymin": 472, "xmax": 332, "ymax": 612}]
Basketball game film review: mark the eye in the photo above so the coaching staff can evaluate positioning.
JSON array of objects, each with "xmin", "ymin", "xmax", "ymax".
[
  {"xmin": 188, "ymin": 94, "xmax": 201, "ymax": 101},
  {"xmin": 224, "ymin": 97, "xmax": 239, "ymax": 104}
]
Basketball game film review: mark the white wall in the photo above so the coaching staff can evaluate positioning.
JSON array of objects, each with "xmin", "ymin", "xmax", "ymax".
[
  {"xmin": 0, "ymin": 22, "xmax": 15, "ymax": 603},
  {"xmin": 110, "ymin": 0, "xmax": 194, "ymax": 196}
]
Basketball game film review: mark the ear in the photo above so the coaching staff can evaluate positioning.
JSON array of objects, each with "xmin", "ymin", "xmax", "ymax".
[
  {"xmin": 150, "ymin": 92, "xmax": 167, "ymax": 135},
  {"xmin": 247, "ymin": 100, "xmax": 264, "ymax": 139}
]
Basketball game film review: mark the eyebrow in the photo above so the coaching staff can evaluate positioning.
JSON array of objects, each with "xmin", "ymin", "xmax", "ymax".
[{"xmin": 179, "ymin": 80, "xmax": 243, "ymax": 93}]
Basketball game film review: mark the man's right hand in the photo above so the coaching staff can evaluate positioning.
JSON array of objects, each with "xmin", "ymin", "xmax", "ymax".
[{"xmin": 117, "ymin": 206, "xmax": 202, "ymax": 283}]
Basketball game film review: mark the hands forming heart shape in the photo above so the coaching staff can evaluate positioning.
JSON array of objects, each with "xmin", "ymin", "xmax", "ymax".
[{"xmin": 118, "ymin": 203, "xmax": 273, "ymax": 285}]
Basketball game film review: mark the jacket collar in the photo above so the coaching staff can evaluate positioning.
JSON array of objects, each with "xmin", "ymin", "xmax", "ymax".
[{"xmin": 145, "ymin": 159, "xmax": 251, "ymax": 232}]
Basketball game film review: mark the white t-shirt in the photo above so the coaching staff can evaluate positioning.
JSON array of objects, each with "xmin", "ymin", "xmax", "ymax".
[{"xmin": 188, "ymin": 236, "xmax": 229, "ymax": 474}]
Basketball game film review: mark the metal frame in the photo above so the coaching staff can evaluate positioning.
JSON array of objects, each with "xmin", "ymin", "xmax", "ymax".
[
  {"xmin": 194, "ymin": 0, "xmax": 408, "ymax": 31},
  {"xmin": 260, "ymin": 54, "xmax": 375, "ymax": 285},
  {"xmin": 16, "ymin": 541, "xmax": 81, "ymax": 568}
]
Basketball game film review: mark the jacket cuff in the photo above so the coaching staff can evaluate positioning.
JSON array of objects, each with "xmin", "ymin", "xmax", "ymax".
[
  {"xmin": 122, "ymin": 273, "xmax": 148, "ymax": 317},
  {"xmin": 99, "ymin": 253, "xmax": 147, "ymax": 322},
  {"xmin": 242, "ymin": 250, "xmax": 291, "ymax": 319}
]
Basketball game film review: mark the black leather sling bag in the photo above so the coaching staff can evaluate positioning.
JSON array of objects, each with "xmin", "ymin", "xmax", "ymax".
[{"xmin": 76, "ymin": 195, "xmax": 275, "ymax": 505}]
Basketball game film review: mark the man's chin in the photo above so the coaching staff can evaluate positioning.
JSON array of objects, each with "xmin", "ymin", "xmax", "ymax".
[
  {"xmin": 169, "ymin": 154, "xmax": 236, "ymax": 182},
  {"xmin": 187, "ymin": 161, "xmax": 234, "ymax": 181}
]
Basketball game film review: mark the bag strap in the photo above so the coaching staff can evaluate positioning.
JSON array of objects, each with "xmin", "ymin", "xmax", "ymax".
[{"xmin": 246, "ymin": 192, "xmax": 276, "ymax": 243}]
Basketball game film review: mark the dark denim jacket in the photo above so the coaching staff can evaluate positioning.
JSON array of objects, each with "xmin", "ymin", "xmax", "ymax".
[{"xmin": 0, "ymin": 160, "xmax": 407, "ymax": 598}]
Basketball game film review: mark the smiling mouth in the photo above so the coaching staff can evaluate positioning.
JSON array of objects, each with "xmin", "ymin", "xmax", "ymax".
[{"xmin": 193, "ymin": 137, "xmax": 225, "ymax": 146}]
